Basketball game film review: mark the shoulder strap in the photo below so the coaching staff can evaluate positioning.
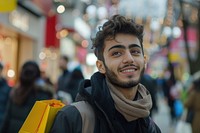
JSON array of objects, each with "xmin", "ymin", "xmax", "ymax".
[
  {"xmin": 71, "ymin": 101, "xmax": 95, "ymax": 133},
  {"xmin": 144, "ymin": 116, "xmax": 161, "ymax": 133}
]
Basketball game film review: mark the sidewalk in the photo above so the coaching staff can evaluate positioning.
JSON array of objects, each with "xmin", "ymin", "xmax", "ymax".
[{"xmin": 152, "ymin": 96, "xmax": 175, "ymax": 133}]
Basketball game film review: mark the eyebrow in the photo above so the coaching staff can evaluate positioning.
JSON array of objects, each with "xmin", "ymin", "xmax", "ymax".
[{"xmin": 108, "ymin": 44, "xmax": 141, "ymax": 52}]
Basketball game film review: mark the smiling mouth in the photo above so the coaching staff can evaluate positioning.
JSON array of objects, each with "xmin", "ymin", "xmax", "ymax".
[
  {"xmin": 120, "ymin": 65, "xmax": 138, "ymax": 72},
  {"xmin": 121, "ymin": 69, "xmax": 137, "ymax": 73}
]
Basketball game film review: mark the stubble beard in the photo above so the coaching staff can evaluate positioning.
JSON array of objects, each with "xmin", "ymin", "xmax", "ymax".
[{"xmin": 105, "ymin": 64, "xmax": 145, "ymax": 89}]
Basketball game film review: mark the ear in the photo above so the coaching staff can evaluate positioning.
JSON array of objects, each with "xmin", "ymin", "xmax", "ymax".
[
  {"xmin": 144, "ymin": 55, "xmax": 148, "ymax": 69},
  {"xmin": 96, "ymin": 60, "xmax": 106, "ymax": 74}
]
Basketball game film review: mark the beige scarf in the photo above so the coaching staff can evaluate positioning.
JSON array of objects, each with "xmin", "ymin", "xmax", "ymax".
[{"xmin": 107, "ymin": 81, "xmax": 152, "ymax": 122}]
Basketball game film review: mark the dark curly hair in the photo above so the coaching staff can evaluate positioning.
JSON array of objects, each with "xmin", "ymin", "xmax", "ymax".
[{"xmin": 92, "ymin": 14, "xmax": 144, "ymax": 61}]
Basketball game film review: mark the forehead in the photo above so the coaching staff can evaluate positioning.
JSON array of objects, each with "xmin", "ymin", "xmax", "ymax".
[{"xmin": 104, "ymin": 33, "xmax": 141, "ymax": 50}]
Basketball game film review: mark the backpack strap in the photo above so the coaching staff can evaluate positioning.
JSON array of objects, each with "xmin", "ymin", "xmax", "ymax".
[
  {"xmin": 144, "ymin": 116, "xmax": 161, "ymax": 133},
  {"xmin": 71, "ymin": 101, "xmax": 95, "ymax": 133}
]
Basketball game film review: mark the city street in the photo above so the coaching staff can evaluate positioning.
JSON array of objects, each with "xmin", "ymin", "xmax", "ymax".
[
  {"xmin": 0, "ymin": 0, "xmax": 199, "ymax": 133},
  {"xmin": 153, "ymin": 95, "xmax": 176, "ymax": 133}
]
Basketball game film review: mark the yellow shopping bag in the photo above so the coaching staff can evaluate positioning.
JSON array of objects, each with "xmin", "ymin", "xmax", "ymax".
[
  {"xmin": 19, "ymin": 99, "xmax": 65, "ymax": 133},
  {"xmin": 0, "ymin": 0, "xmax": 17, "ymax": 12}
]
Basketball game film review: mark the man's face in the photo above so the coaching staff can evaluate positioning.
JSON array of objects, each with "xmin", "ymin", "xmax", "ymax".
[{"xmin": 97, "ymin": 33, "xmax": 146, "ymax": 89}]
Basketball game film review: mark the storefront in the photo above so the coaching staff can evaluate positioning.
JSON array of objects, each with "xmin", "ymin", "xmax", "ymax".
[{"xmin": 0, "ymin": 6, "xmax": 45, "ymax": 86}]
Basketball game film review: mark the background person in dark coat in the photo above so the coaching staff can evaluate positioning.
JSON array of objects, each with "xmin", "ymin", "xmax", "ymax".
[
  {"xmin": 0, "ymin": 61, "xmax": 54, "ymax": 133},
  {"xmin": 56, "ymin": 55, "xmax": 71, "ymax": 92},
  {"xmin": 0, "ymin": 62, "xmax": 11, "ymax": 127},
  {"xmin": 184, "ymin": 71, "xmax": 200, "ymax": 133},
  {"xmin": 66, "ymin": 67, "xmax": 84, "ymax": 102},
  {"xmin": 56, "ymin": 55, "xmax": 73, "ymax": 103},
  {"xmin": 56, "ymin": 56, "xmax": 84, "ymax": 103}
]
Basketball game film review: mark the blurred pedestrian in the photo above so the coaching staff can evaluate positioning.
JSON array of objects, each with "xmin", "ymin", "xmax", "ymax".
[
  {"xmin": 184, "ymin": 71, "xmax": 200, "ymax": 133},
  {"xmin": 56, "ymin": 55, "xmax": 72, "ymax": 104},
  {"xmin": 0, "ymin": 60, "xmax": 54, "ymax": 133},
  {"xmin": 40, "ymin": 70, "xmax": 56, "ymax": 97},
  {"xmin": 0, "ymin": 62, "xmax": 11, "ymax": 127},
  {"xmin": 56, "ymin": 55, "xmax": 71, "ymax": 92},
  {"xmin": 162, "ymin": 63, "xmax": 178, "ymax": 124},
  {"xmin": 41, "ymin": 70, "xmax": 54, "ymax": 86},
  {"xmin": 67, "ymin": 66, "xmax": 84, "ymax": 101},
  {"xmin": 50, "ymin": 14, "xmax": 161, "ymax": 133},
  {"xmin": 56, "ymin": 55, "xmax": 80, "ymax": 103}
]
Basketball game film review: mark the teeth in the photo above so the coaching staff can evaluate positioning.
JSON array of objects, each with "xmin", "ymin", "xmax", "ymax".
[{"xmin": 122, "ymin": 69, "xmax": 136, "ymax": 72}]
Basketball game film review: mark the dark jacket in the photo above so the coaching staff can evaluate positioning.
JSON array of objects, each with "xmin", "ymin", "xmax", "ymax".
[
  {"xmin": 67, "ymin": 69, "xmax": 84, "ymax": 101},
  {"xmin": 57, "ymin": 70, "xmax": 71, "ymax": 92},
  {"xmin": 50, "ymin": 72, "xmax": 161, "ymax": 133},
  {"xmin": 0, "ymin": 85, "xmax": 53, "ymax": 133},
  {"xmin": 184, "ymin": 78, "xmax": 200, "ymax": 133},
  {"xmin": 0, "ymin": 78, "xmax": 11, "ymax": 127}
]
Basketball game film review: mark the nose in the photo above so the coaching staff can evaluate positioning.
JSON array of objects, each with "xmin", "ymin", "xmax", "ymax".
[{"xmin": 122, "ymin": 51, "xmax": 134, "ymax": 64}]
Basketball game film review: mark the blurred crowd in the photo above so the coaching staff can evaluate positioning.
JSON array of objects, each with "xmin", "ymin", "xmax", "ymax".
[
  {"xmin": 155, "ymin": 62, "xmax": 200, "ymax": 133},
  {"xmin": 0, "ymin": 55, "xmax": 84, "ymax": 133}
]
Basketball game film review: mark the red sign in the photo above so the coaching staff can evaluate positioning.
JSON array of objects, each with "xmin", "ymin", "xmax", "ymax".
[{"xmin": 45, "ymin": 14, "xmax": 60, "ymax": 48}]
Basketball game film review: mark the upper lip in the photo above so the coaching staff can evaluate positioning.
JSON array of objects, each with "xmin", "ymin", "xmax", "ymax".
[{"xmin": 119, "ymin": 64, "xmax": 138, "ymax": 72}]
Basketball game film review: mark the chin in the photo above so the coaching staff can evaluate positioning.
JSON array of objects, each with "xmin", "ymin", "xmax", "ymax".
[{"xmin": 123, "ymin": 77, "xmax": 139, "ymax": 83}]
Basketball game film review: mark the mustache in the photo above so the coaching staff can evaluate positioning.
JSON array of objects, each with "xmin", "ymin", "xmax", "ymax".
[{"xmin": 121, "ymin": 63, "xmax": 138, "ymax": 69}]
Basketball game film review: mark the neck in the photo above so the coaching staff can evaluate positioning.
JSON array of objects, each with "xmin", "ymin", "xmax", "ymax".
[
  {"xmin": 117, "ymin": 86, "xmax": 138, "ymax": 100},
  {"xmin": 106, "ymin": 79, "xmax": 138, "ymax": 100}
]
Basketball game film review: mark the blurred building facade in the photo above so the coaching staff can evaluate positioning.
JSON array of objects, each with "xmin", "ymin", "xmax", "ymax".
[{"xmin": 0, "ymin": 1, "xmax": 46, "ymax": 86}]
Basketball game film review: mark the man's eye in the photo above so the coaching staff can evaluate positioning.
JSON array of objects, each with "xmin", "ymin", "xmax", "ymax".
[
  {"xmin": 112, "ymin": 52, "xmax": 121, "ymax": 56},
  {"xmin": 131, "ymin": 50, "xmax": 141, "ymax": 55}
]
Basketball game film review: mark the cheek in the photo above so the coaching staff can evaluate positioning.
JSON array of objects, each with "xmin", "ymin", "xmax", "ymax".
[
  {"xmin": 134, "ymin": 57, "xmax": 145, "ymax": 66},
  {"xmin": 105, "ymin": 58, "xmax": 120, "ymax": 69},
  {"xmin": 139, "ymin": 60, "xmax": 146, "ymax": 69}
]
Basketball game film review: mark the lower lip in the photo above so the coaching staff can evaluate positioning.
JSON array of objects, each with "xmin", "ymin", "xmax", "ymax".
[{"xmin": 121, "ymin": 71, "xmax": 137, "ymax": 76}]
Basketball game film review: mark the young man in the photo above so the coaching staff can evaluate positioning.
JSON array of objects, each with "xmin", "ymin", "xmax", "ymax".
[
  {"xmin": 50, "ymin": 15, "xmax": 161, "ymax": 133},
  {"xmin": 56, "ymin": 55, "xmax": 70, "ymax": 92}
]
